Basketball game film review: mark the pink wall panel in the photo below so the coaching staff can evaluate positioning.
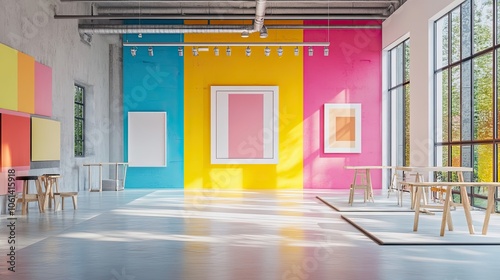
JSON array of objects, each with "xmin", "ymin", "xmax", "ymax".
[
  {"xmin": 34, "ymin": 62, "xmax": 52, "ymax": 117},
  {"xmin": 303, "ymin": 21, "xmax": 383, "ymax": 189},
  {"xmin": 228, "ymin": 94, "xmax": 264, "ymax": 158}
]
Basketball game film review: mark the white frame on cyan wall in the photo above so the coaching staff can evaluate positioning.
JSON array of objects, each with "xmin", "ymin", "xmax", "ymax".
[{"xmin": 127, "ymin": 111, "xmax": 167, "ymax": 167}]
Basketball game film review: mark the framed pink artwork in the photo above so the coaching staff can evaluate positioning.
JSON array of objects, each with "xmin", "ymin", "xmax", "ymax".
[{"xmin": 211, "ymin": 86, "xmax": 279, "ymax": 164}]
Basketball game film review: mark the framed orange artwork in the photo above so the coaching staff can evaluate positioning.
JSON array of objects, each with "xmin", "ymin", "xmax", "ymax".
[{"xmin": 323, "ymin": 103, "xmax": 361, "ymax": 153}]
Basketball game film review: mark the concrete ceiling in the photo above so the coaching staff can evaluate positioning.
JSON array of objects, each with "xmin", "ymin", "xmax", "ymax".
[{"xmin": 56, "ymin": 0, "xmax": 408, "ymax": 35}]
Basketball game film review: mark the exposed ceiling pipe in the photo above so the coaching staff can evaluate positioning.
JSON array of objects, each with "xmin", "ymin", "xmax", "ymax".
[
  {"xmin": 95, "ymin": 7, "xmax": 385, "ymax": 15},
  {"xmin": 56, "ymin": 14, "xmax": 387, "ymax": 20},
  {"xmin": 60, "ymin": 0, "xmax": 401, "ymax": 2},
  {"xmin": 252, "ymin": 0, "xmax": 267, "ymax": 33},
  {"xmin": 79, "ymin": 24, "xmax": 381, "ymax": 35}
]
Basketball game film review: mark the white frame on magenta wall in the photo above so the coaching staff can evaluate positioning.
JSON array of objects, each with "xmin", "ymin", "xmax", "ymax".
[{"xmin": 323, "ymin": 103, "xmax": 362, "ymax": 153}]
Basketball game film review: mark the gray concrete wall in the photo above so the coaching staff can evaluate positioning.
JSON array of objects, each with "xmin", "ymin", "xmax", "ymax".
[{"xmin": 0, "ymin": 0, "xmax": 113, "ymax": 192}]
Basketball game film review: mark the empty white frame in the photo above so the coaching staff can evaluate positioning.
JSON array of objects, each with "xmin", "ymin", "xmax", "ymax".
[
  {"xmin": 128, "ymin": 112, "xmax": 167, "ymax": 167},
  {"xmin": 211, "ymin": 86, "xmax": 279, "ymax": 164},
  {"xmin": 324, "ymin": 103, "xmax": 361, "ymax": 153}
]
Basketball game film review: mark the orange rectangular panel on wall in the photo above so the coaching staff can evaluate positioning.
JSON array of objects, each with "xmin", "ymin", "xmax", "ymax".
[
  {"xmin": 18, "ymin": 52, "xmax": 35, "ymax": 114},
  {"xmin": 0, "ymin": 43, "xmax": 19, "ymax": 111},
  {"xmin": 0, "ymin": 113, "xmax": 31, "ymax": 172},
  {"xmin": 35, "ymin": 62, "xmax": 52, "ymax": 117}
]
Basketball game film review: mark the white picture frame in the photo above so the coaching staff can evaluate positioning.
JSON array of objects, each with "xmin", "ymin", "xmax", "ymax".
[
  {"xmin": 211, "ymin": 86, "xmax": 279, "ymax": 164},
  {"xmin": 128, "ymin": 111, "xmax": 167, "ymax": 167},
  {"xmin": 324, "ymin": 103, "xmax": 361, "ymax": 153}
]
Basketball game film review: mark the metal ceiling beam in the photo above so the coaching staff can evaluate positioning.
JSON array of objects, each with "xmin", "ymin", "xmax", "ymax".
[
  {"xmin": 123, "ymin": 42, "xmax": 331, "ymax": 47},
  {"xmin": 61, "ymin": 0, "xmax": 400, "ymax": 3}
]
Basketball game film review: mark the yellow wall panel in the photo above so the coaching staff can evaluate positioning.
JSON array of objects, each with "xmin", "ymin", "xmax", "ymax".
[
  {"xmin": 184, "ymin": 26, "xmax": 304, "ymax": 190},
  {"xmin": 18, "ymin": 52, "xmax": 35, "ymax": 114},
  {"xmin": 31, "ymin": 117, "xmax": 61, "ymax": 161},
  {"xmin": 0, "ymin": 43, "xmax": 19, "ymax": 111}
]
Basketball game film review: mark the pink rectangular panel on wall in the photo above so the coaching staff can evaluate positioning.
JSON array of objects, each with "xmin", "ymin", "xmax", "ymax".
[
  {"xmin": 34, "ymin": 62, "xmax": 52, "ymax": 117},
  {"xmin": 228, "ymin": 94, "xmax": 264, "ymax": 159},
  {"xmin": 211, "ymin": 86, "xmax": 279, "ymax": 164},
  {"xmin": 303, "ymin": 22, "xmax": 383, "ymax": 190}
]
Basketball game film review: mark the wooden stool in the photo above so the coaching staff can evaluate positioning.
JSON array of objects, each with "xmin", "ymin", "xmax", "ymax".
[
  {"xmin": 41, "ymin": 174, "xmax": 62, "ymax": 210},
  {"xmin": 42, "ymin": 174, "xmax": 78, "ymax": 211},
  {"xmin": 14, "ymin": 176, "xmax": 44, "ymax": 215},
  {"xmin": 348, "ymin": 169, "xmax": 375, "ymax": 205},
  {"xmin": 53, "ymin": 192, "xmax": 78, "ymax": 210}
]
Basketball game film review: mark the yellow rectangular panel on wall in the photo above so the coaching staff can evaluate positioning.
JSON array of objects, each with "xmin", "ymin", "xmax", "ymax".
[
  {"xmin": 18, "ymin": 52, "xmax": 35, "ymax": 114},
  {"xmin": 184, "ymin": 23, "xmax": 304, "ymax": 190},
  {"xmin": 31, "ymin": 117, "xmax": 61, "ymax": 161},
  {"xmin": 0, "ymin": 43, "xmax": 19, "ymax": 111}
]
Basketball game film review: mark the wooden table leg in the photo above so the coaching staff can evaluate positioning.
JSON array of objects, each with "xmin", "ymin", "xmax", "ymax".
[
  {"xmin": 366, "ymin": 169, "xmax": 374, "ymax": 203},
  {"xmin": 413, "ymin": 187, "xmax": 423, "ymax": 231},
  {"xmin": 482, "ymin": 186, "xmax": 496, "ymax": 235},
  {"xmin": 460, "ymin": 185, "xmax": 475, "ymax": 234},
  {"xmin": 21, "ymin": 181, "xmax": 28, "ymax": 215},
  {"xmin": 440, "ymin": 186, "xmax": 453, "ymax": 236}
]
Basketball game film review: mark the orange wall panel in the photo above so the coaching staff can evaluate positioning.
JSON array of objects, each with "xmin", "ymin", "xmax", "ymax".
[{"xmin": 18, "ymin": 52, "xmax": 35, "ymax": 114}]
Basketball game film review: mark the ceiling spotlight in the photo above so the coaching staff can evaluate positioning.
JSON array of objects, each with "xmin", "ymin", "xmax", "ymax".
[
  {"xmin": 214, "ymin": 47, "xmax": 219, "ymax": 56},
  {"xmin": 277, "ymin": 46, "xmax": 283, "ymax": 57},
  {"xmin": 246, "ymin": 46, "xmax": 251, "ymax": 57},
  {"xmin": 226, "ymin": 46, "xmax": 231, "ymax": 56},
  {"xmin": 294, "ymin": 46, "xmax": 299, "ymax": 56},
  {"xmin": 192, "ymin": 47, "xmax": 198, "ymax": 56},
  {"xmin": 138, "ymin": 33, "xmax": 142, "ymax": 39},
  {"xmin": 259, "ymin": 25, "xmax": 268, "ymax": 39},
  {"xmin": 178, "ymin": 47, "xmax": 183, "ymax": 57},
  {"xmin": 308, "ymin": 46, "xmax": 313, "ymax": 56},
  {"xmin": 130, "ymin": 47, "xmax": 137, "ymax": 57},
  {"xmin": 241, "ymin": 30, "xmax": 250, "ymax": 38},
  {"xmin": 264, "ymin": 46, "xmax": 271, "ymax": 57},
  {"xmin": 148, "ymin": 46, "xmax": 154, "ymax": 56},
  {"xmin": 324, "ymin": 46, "xmax": 329, "ymax": 57}
]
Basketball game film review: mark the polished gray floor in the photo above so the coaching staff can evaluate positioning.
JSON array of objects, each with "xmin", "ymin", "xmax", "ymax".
[{"xmin": 1, "ymin": 189, "xmax": 499, "ymax": 280}]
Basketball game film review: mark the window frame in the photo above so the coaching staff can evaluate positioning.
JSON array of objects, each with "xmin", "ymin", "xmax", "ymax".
[{"xmin": 74, "ymin": 84, "xmax": 85, "ymax": 157}]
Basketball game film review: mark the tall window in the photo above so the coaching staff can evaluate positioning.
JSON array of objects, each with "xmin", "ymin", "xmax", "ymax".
[
  {"xmin": 434, "ymin": 0, "xmax": 499, "ymax": 211},
  {"xmin": 74, "ymin": 84, "xmax": 85, "ymax": 157},
  {"xmin": 389, "ymin": 39, "xmax": 411, "ymax": 168}
]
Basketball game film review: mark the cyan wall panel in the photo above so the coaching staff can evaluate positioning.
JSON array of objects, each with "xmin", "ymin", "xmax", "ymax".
[{"xmin": 123, "ymin": 30, "xmax": 184, "ymax": 188}]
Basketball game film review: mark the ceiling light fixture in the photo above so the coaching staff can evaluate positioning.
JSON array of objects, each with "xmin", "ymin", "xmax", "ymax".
[
  {"xmin": 178, "ymin": 47, "xmax": 183, "ymax": 57},
  {"xmin": 246, "ymin": 46, "xmax": 251, "ymax": 57},
  {"xmin": 214, "ymin": 47, "xmax": 219, "ymax": 56},
  {"xmin": 226, "ymin": 46, "xmax": 231, "ymax": 56},
  {"xmin": 130, "ymin": 47, "xmax": 137, "ymax": 57},
  {"xmin": 148, "ymin": 46, "xmax": 154, "ymax": 56},
  {"xmin": 324, "ymin": 46, "xmax": 329, "ymax": 56},
  {"xmin": 124, "ymin": 42, "xmax": 330, "ymax": 47},
  {"xmin": 277, "ymin": 46, "xmax": 283, "ymax": 57},
  {"xmin": 308, "ymin": 46, "xmax": 313, "ymax": 56},
  {"xmin": 260, "ymin": 25, "xmax": 268, "ymax": 39},
  {"xmin": 294, "ymin": 46, "xmax": 299, "ymax": 56},
  {"xmin": 264, "ymin": 46, "xmax": 271, "ymax": 57}
]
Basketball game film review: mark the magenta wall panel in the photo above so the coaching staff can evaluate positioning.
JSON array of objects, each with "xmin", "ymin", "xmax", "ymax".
[
  {"xmin": 34, "ymin": 62, "xmax": 52, "ymax": 117},
  {"xmin": 228, "ymin": 94, "xmax": 264, "ymax": 159},
  {"xmin": 303, "ymin": 21, "xmax": 383, "ymax": 189}
]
